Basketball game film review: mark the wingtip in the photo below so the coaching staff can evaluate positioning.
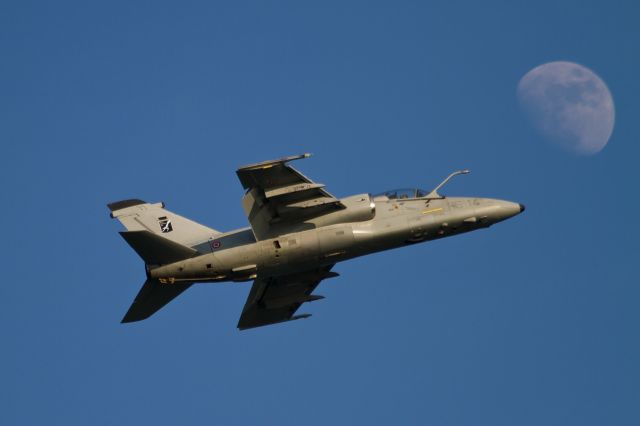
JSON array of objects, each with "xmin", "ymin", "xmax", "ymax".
[{"xmin": 237, "ymin": 153, "xmax": 313, "ymax": 172}]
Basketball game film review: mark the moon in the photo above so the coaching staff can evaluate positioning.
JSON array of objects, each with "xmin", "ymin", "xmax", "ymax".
[{"xmin": 517, "ymin": 61, "xmax": 615, "ymax": 155}]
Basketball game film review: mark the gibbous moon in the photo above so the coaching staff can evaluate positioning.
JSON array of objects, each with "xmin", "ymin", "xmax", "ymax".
[{"xmin": 517, "ymin": 61, "xmax": 615, "ymax": 155}]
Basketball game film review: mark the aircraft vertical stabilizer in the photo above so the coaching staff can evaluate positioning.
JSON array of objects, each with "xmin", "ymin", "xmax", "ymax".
[{"xmin": 108, "ymin": 199, "xmax": 221, "ymax": 250}]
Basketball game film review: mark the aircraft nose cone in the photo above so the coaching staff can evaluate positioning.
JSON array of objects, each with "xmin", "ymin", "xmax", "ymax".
[
  {"xmin": 474, "ymin": 199, "xmax": 525, "ymax": 225},
  {"xmin": 482, "ymin": 200, "xmax": 524, "ymax": 223},
  {"xmin": 502, "ymin": 202, "xmax": 523, "ymax": 220}
]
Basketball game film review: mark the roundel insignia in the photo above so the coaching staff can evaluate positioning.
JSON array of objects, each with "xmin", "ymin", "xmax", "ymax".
[{"xmin": 210, "ymin": 240, "xmax": 222, "ymax": 250}]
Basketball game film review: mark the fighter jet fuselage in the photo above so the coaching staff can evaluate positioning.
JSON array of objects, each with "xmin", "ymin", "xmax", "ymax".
[
  {"xmin": 109, "ymin": 154, "xmax": 524, "ymax": 329},
  {"xmin": 150, "ymin": 195, "xmax": 524, "ymax": 283}
]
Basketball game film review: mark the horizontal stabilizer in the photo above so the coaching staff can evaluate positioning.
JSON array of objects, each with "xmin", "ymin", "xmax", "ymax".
[
  {"xmin": 119, "ymin": 230, "xmax": 198, "ymax": 265},
  {"xmin": 122, "ymin": 278, "xmax": 192, "ymax": 323}
]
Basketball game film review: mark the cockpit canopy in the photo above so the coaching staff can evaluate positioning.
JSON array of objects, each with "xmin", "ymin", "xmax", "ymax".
[{"xmin": 373, "ymin": 188, "xmax": 430, "ymax": 201}]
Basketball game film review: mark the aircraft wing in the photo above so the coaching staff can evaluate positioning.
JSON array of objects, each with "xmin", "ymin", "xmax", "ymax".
[
  {"xmin": 237, "ymin": 265, "xmax": 338, "ymax": 330},
  {"xmin": 236, "ymin": 154, "xmax": 345, "ymax": 240}
]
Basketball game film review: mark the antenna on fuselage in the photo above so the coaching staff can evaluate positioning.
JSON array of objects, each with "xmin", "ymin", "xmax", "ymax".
[{"xmin": 424, "ymin": 169, "xmax": 470, "ymax": 199}]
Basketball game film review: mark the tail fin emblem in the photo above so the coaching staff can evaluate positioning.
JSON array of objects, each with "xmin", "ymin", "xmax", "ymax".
[{"xmin": 158, "ymin": 216, "xmax": 173, "ymax": 233}]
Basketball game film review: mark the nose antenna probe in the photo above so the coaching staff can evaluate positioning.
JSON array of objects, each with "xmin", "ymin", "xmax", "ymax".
[{"xmin": 425, "ymin": 169, "xmax": 470, "ymax": 199}]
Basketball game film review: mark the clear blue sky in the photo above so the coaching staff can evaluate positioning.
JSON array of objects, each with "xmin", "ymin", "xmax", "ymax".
[{"xmin": 2, "ymin": 1, "xmax": 639, "ymax": 425}]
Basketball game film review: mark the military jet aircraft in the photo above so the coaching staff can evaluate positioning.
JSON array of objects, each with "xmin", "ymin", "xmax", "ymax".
[{"xmin": 109, "ymin": 154, "xmax": 524, "ymax": 329}]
